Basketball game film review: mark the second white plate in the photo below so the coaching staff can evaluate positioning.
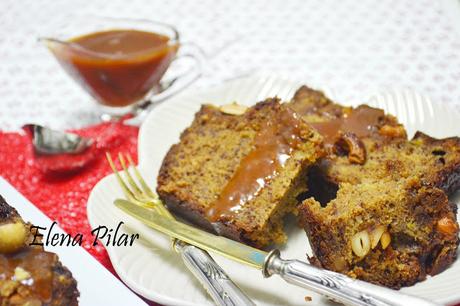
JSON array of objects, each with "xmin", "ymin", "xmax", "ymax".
[
  {"xmin": 0, "ymin": 177, "xmax": 146, "ymax": 306},
  {"xmin": 87, "ymin": 75, "xmax": 460, "ymax": 306}
]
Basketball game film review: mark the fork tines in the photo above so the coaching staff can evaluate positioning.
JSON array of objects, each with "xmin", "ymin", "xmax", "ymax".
[{"xmin": 105, "ymin": 152, "xmax": 172, "ymax": 218}]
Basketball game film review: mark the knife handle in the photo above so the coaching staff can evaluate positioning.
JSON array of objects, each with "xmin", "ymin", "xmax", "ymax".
[
  {"xmin": 174, "ymin": 240, "xmax": 256, "ymax": 306},
  {"xmin": 263, "ymin": 250, "xmax": 437, "ymax": 306}
]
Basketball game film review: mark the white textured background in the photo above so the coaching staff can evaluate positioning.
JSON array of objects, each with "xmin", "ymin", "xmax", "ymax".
[{"xmin": 1, "ymin": 0, "xmax": 460, "ymax": 130}]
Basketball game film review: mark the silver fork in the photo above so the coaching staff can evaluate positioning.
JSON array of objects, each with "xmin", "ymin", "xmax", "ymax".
[{"xmin": 106, "ymin": 152, "xmax": 256, "ymax": 306}]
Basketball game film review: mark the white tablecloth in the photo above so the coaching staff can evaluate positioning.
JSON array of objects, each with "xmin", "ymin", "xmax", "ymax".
[{"xmin": 1, "ymin": 0, "xmax": 460, "ymax": 130}]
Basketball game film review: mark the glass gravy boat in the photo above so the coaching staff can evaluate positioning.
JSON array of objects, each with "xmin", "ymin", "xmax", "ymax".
[{"xmin": 40, "ymin": 16, "xmax": 204, "ymax": 120}]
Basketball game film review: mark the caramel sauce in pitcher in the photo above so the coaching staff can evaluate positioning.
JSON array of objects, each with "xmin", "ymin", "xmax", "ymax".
[
  {"xmin": 206, "ymin": 108, "xmax": 304, "ymax": 221},
  {"xmin": 54, "ymin": 30, "xmax": 178, "ymax": 107}
]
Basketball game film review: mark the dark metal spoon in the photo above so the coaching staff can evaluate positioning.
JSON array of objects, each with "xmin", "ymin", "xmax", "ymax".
[{"xmin": 23, "ymin": 124, "xmax": 93, "ymax": 155}]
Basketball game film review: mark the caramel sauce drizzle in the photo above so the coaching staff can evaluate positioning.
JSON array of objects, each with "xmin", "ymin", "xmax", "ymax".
[
  {"xmin": 205, "ymin": 104, "xmax": 383, "ymax": 222},
  {"xmin": 206, "ymin": 107, "xmax": 304, "ymax": 222},
  {"xmin": 0, "ymin": 247, "xmax": 55, "ymax": 302},
  {"xmin": 308, "ymin": 105, "xmax": 384, "ymax": 148}
]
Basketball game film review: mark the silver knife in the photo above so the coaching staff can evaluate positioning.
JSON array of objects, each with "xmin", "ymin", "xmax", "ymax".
[{"xmin": 115, "ymin": 199, "xmax": 438, "ymax": 306}]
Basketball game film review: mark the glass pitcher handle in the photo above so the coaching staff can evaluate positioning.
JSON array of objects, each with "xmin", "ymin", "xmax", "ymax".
[{"xmin": 144, "ymin": 42, "xmax": 205, "ymax": 106}]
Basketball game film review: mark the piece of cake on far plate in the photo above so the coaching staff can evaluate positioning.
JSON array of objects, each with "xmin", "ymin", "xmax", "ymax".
[{"xmin": 0, "ymin": 195, "xmax": 79, "ymax": 305}]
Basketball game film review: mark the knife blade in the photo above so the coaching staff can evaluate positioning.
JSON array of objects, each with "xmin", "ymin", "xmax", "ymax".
[
  {"xmin": 115, "ymin": 199, "xmax": 438, "ymax": 306},
  {"xmin": 115, "ymin": 199, "xmax": 267, "ymax": 269}
]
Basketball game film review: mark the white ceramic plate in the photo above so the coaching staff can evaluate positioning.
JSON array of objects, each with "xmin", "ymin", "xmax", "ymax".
[
  {"xmin": 87, "ymin": 75, "xmax": 460, "ymax": 306},
  {"xmin": 0, "ymin": 177, "xmax": 146, "ymax": 306}
]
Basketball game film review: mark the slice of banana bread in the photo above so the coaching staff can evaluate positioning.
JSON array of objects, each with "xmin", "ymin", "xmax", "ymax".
[
  {"xmin": 0, "ymin": 195, "xmax": 79, "ymax": 306},
  {"xmin": 291, "ymin": 86, "xmax": 460, "ymax": 288},
  {"xmin": 290, "ymin": 86, "xmax": 460, "ymax": 196},
  {"xmin": 289, "ymin": 86, "xmax": 407, "ymax": 157},
  {"xmin": 157, "ymin": 98, "xmax": 324, "ymax": 247},
  {"xmin": 299, "ymin": 178, "xmax": 459, "ymax": 289},
  {"xmin": 322, "ymin": 131, "xmax": 460, "ymax": 194}
]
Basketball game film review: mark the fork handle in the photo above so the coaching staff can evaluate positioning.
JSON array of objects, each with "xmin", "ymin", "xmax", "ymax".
[{"xmin": 174, "ymin": 240, "xmax": 256, "ymax": 306}]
